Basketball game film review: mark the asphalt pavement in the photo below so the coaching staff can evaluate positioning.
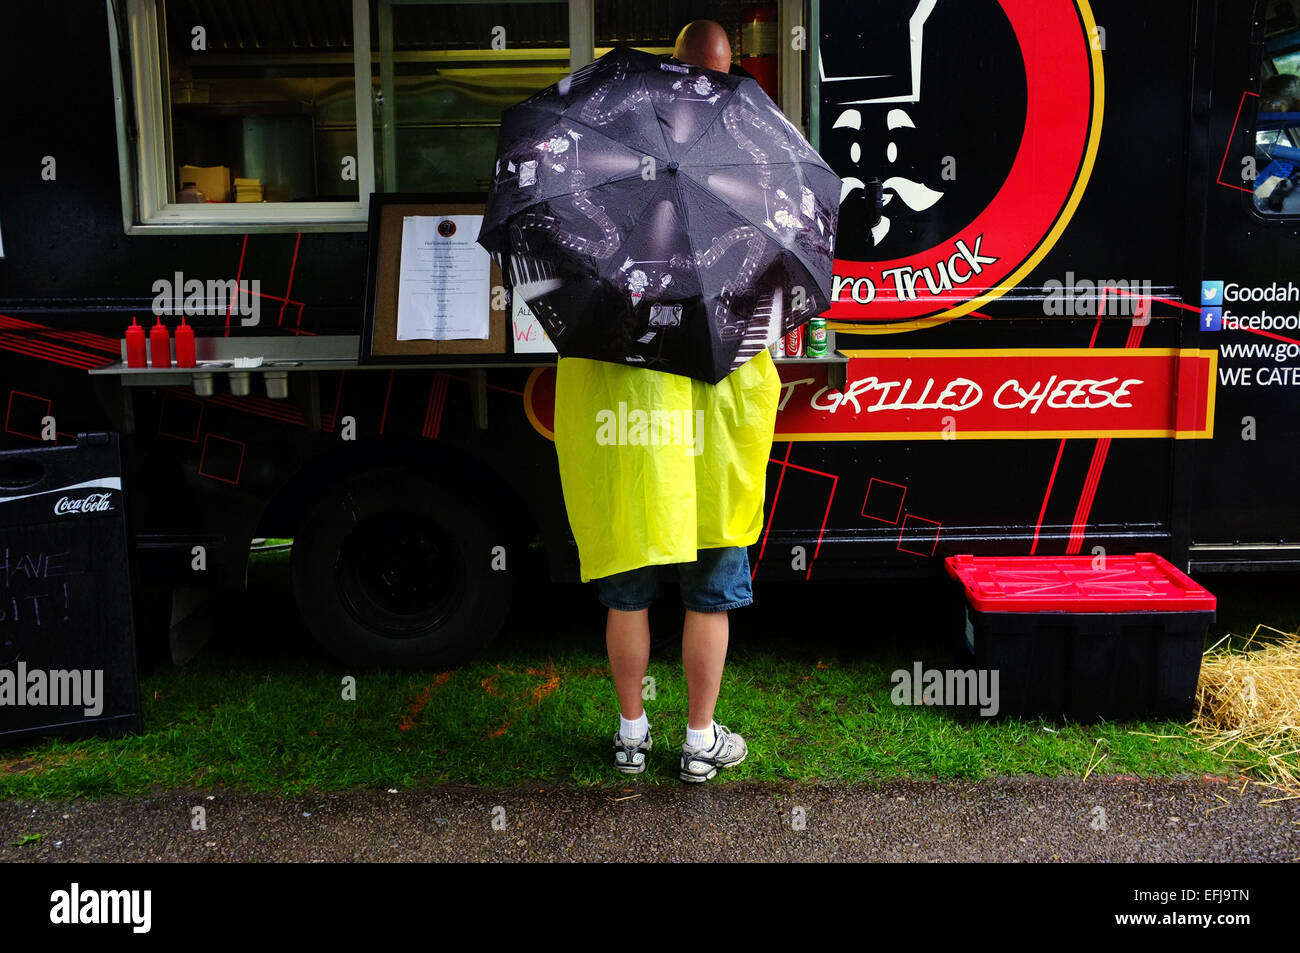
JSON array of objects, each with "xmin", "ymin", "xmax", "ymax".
[{"xmin": 2, "ymin": 775, "xmax": 1296, "ymax": 862}]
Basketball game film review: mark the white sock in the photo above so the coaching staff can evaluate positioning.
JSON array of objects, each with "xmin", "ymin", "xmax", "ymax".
[
  {"xmin": 620, "ymin": 711, "xmax": 649, "ymax": 742},
  {"xmin": 686, "ymin": 722, "xmax": 716, "ymax": 749}
]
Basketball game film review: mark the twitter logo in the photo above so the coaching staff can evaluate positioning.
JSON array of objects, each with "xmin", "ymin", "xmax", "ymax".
[{"xmin": 1202, "ymin": 280, "xmax": 1224, "ymax": 305}]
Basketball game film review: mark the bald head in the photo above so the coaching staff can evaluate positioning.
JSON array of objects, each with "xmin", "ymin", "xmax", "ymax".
[{"xmin": 673, "ymin": 20, "xmax": 731, "ymax": 73}]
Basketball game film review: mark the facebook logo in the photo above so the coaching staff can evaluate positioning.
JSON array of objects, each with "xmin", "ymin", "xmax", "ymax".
[{"xmin": 1201, "ymin": 281, "xmax": 1224, "ymax": 332}]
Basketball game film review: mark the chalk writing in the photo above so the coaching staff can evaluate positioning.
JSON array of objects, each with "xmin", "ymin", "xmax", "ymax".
[
  {"xmin": 1, "ymin": 548, "xmax": 71, "ymax": 590},
  {"xmin": 0, "ymin": 547, "xmax": 76, "ymax": 629}
]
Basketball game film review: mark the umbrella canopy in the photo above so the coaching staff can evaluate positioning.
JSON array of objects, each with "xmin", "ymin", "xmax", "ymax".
[{"xmin": 478, "ymin": 45, "xmax": 840, "ymax": 384}]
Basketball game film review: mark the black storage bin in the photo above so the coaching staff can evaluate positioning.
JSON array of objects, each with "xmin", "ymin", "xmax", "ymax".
[{"xmin": 947, "ymin": 554, "xmax": 1216, "ymax": 721}]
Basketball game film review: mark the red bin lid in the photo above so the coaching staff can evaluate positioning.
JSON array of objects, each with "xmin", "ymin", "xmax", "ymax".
[{"xmin": 943, "ymin": 553, "xmax": 1216, "ymax": 613}]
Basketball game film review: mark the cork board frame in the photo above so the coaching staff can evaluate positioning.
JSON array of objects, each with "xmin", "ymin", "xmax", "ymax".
[{"xmin": 359, "ymin": 192, "xmax": 506, "ymax": 364}]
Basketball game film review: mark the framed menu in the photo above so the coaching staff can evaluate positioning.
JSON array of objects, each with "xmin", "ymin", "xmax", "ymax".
[{"xmin": 360, "ymin": 193, "xmax": 508, "ymax": 363}]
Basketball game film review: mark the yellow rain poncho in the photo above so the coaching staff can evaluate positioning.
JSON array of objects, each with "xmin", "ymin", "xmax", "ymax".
[{"xmin": 554, "ymin": 348, "xmax": 782, "ymax": 583}]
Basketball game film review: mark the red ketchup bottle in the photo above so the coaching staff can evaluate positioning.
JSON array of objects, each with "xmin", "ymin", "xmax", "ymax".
[
  {"xmin": 175, "ymin": 316, "xmax": 196, "ymax": 368},
  {"xmin": 150, "ymin": 317, "xmax": 172, "ymax": 367},
  {"xmin": 125, "ymin": 316, "xmax": 147, "ymax": 368}
]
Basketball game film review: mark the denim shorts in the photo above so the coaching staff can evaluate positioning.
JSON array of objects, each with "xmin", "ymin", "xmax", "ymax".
[{"xmin": 596, "ymin": 546, "xmax": 754, "ymax": 613}]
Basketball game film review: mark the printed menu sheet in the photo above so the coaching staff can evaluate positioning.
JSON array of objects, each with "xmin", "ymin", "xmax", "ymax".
[{"xmin": 396, "ymin": 214, "xmax": 490, "ymax": 340}]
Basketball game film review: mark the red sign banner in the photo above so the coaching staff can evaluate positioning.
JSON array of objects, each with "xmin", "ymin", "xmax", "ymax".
[{"xmin": 773, "ymin": 349, "xmax": 1217, "ymax": 440}]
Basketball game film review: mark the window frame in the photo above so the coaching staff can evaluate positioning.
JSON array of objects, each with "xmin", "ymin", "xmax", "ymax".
[
  {"xmin": 113, "ymin": 0, "xmax": 378, "ymax": 234},
  {"xmin": 1247, "ymin": 0, "xmax": 1300, "ymax": 224},
  {"xmin": 109, "ymin": 0, "xmax": 804, "ymax": 235}
]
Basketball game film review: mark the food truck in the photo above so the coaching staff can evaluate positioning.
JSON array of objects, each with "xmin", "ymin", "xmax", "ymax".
[{"xmin": 0, "ymin": 0, "xmax": 1295, "ymax": 669}]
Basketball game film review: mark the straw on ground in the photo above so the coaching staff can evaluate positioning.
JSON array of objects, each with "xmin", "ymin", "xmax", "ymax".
[{"xmin": 1192, "ymin": 623, "xmax": 1300, "ymax": 799}]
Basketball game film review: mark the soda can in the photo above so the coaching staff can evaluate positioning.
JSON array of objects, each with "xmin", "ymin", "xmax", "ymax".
[
  {"xmin": 784, "ymin": 324, "xmax": 804, "ymax": 357},
  {"xmin": 806, "ymin": 318, "xmax": 828, "ymax": 357},
  {"xmin": 770, "ymin": 335, "xmax": 786, "ymax": 357}
]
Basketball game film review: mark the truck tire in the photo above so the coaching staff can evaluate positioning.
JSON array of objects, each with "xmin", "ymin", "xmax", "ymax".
[
  {"xmin": 132, "ymin": 582, "xmax": 175, "ymax": 675},
  {"xmin": 290, "ymin": 467, "xmax": 511, "ymax": 668}
]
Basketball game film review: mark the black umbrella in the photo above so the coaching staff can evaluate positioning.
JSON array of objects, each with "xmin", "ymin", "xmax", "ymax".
[{"xmin": 477, "ymin": 45, "xmax": 840, "ymax": 384}]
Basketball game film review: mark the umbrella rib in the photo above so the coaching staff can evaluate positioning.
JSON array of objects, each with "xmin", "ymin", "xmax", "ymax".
[
  {"xmin": 502, "ymin": 157, "xmax": 825, "ymax": 233},
  {"xmin": 502, "ymin": 111, "xmax": 669, "ymax": 214},
  {"xmin": 678, "ymin": 158, "xmax": 833, "ymax": 171},
  {"xmin": 669, "ymin": 172, "xmax": 775, "ymax": 341},
  {"xmin": 669, "ymin": 166, "xmax": 695, "ymax": 269},
  {"xmin": 512, "ymin": 164, "xmax": 677, "ymax": 273},
  {"xmin": 565, "ymin": 111, "xmax": 668, "ymax": 161},
  {"xmin": 672, "ymin": 80, "xmax": 745, "ymax": 163},
  {"xmin": 676, "ymin": 167, "xmax": 832, "ymax": 287},
  {"xmin": 521, "ymin": 164, "xmax": 661, "ymax": 220},
  {"xmin": 648, "ymin": 73, "xmax": 674, "ymax": 161},
  {"xmin": 651, "ymin": 82, "xmax": 751, "ymax": 269},
  {"xmin": 676, "ymin": 167, "xmax": 785, "ymax": 245}
]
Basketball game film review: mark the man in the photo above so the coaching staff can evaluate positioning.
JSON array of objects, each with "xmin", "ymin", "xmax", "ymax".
[{"xmin": 552, "ymin": 20, "xmax": 782, "ymax": 783}]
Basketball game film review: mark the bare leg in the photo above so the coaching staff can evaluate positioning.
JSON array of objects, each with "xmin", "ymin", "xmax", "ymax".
[
  {"xmin": 682, "ymin": 609, "xmax": 729, "ymax": 729},
  {"xmin": 606, "ymin": 607, "xmax": 651, "ymax": 720}
]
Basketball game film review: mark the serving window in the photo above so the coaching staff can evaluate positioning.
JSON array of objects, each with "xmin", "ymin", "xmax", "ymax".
[
  {"xmin": 112, "ymin": 0, "xmax": 805, "ymax": 234},
  {"xmin": 118, "ymin": 0, "xmax": 376, "ymax": 231},
  {"xmin": 376, "ymin": 2, "xmax": 571, "ymax": 193},
  {"xmin": 164, "ymin": 0, "xmax": 363, "ymax": 206}
]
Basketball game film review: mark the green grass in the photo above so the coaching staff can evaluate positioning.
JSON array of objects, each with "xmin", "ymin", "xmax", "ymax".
[
  {"xmin": 0, "ymin": 648, "xmax": 1230, "ymax": 797},
  {"xmin": 0, "ymin": 551, "xmax": 1292, "ymax": 798}
]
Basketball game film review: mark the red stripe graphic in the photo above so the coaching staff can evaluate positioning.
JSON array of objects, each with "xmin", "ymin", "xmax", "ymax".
[
  {"xmin": 0, "ymin": 334, "xmax": 103, "ymax": 370},
  {"xmin": 423, "ymin": 373, "xmax": 449, "ymax": 439},
  {"xmin": 1047, "ymin": 297, "xmax": 1153, "ymax": 554},
  {"xmin": 278, "ymin": 233, "xmax": 302, "ymax": 327},
  {"xmin": 227, "ymin": 234, "xmax": 249, "ymax": 336},
  {"xmin": 754, "ymin": 443, "xmax": 837, "ymax": 580},
  {"xmin": 44, "ymin": 329, "xmax": 123, "ymax": 354},
  {"xmin": 380, "ymin": 370, "xmax": 395, "ymax": 435},
  {"xmin": 755, "ymin": 440, "xmax": 793, "ymax": 576},
  {"xmin": 1216, "ymin": 91, "xmax": 1260, "ymax": 194},
  {"xmin": 1066, "ymin": 437, "xmax": 1110, "ymax": 554},
  {"xmin": 1030, "ymin": 438, "xmax": 1067, "ymax": 555}
]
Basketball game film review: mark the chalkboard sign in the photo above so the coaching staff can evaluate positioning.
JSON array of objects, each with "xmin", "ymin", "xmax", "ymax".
[{"xmin": 0, "ymin": 432, "xmax": 142, "ymax": 744}]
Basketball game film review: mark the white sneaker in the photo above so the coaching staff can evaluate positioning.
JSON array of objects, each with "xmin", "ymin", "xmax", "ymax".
[
  {"xmin": 679, "ymin": 722, "xmax": 747, "ymax": 782},
  {"xmin": 613, "ymin": 728, "xmax": 652, "ymax": 775}
]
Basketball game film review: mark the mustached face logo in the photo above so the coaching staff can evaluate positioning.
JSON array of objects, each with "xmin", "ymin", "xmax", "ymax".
[
  {"xmin": 820, "ymin": 0, "xmax": 1101, "ymax": 326},
  {"xmin": 823, "ymin": 0, "xmax": 1026, "ymax": 260}
]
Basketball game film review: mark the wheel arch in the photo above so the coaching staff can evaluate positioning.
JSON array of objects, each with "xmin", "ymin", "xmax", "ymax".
[{"xmin": 255, "ymin": 437, "xmax": 545, "ymax": 561}]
